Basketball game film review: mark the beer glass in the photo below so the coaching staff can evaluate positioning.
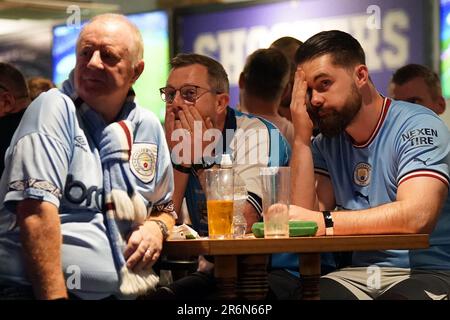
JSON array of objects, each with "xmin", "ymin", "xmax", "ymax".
[{"xmin": 205, "ymin": 168, "xmax": 234, "ymax": 239}]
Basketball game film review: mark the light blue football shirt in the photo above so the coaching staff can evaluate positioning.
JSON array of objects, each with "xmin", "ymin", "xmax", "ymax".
[
  {"xmin": 312, "ymin": 98, "xmax": 450, "ymax": 269},
  {"xmin": 0, "ymin": 88, "xmax": 174, "ymax": 299}
]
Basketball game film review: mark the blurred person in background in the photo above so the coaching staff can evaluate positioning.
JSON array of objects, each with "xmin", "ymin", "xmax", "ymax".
[
  {"xmin": 389, "ymin": 63, "xmax": 446, "ymax": 115},
  {"xmin": 27, "ymin": 77, "xmax": 56, "ymax": 101},
  {"xmin": 0, "ymin": 62, "xmax": 31, "ymax": 176},
  {"xmin": 238, "ymin": 48, "xmax": 294, "ymax": 146},
  {"xmin": 270, "ymin": 36, "xmax": 303, "ymax": 122}
]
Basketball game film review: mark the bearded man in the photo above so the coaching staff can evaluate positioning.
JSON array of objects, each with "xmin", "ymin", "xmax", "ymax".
[{"xmin": 273, "ymin": 30, "xmax": 450, "ymax": 300}]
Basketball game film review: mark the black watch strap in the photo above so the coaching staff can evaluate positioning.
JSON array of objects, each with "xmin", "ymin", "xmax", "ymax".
[{"xmin": 322, "ymin": 210, "xmax": 334, "ymax": 236}]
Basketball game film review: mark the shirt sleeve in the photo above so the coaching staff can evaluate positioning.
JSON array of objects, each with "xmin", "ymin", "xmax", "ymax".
[
  {"xmin": 395, "ymin": 113, "xmax": 450, "ymax": 187},
  {"xmin": 3, "ymin": 90, "xmax": 74, "ymax": 210}
]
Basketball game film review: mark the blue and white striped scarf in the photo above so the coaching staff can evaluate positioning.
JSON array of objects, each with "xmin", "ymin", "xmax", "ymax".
[{"xmin": 62, "ymin": 73, "xmax": 159, "ymax": 297}]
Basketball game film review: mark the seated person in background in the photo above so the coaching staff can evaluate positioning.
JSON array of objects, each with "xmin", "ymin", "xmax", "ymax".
[
  {"xmin": 288, "ymin": 30, "xmax": 450, "ymax": 300},
  {"xmin": 158, "ymin": 53, "xmax": 290, "ymax": 299},
  {"xmin": 27, "ymin": 77, "xmax": 56, "ymax": 101},
  {"xmin": 269, "ymin": 36, "xmax": 303, "ymax": 122},
  {"xmin": 238, "ymin": 48, "xmax": 294, "ymax": 146},
  {"xmin": 389, "ymin": 63, "xmax": 446, "ymax": 115},
  {"xmin": 390, "ymin": 63, "xmax": 450, "ymax": 295},
  {"xmin": 0, "ymin": 13, "xmax": 175, "ymax": 300},
  {"xmin": 0, "ymin": 62, "xmax": 31, "ymax": 177}
]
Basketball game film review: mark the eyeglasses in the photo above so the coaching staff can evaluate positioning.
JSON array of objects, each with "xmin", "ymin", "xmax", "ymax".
[{"xmin": 159, "ymin": 85, "xmax": 219, "ymax": 104}]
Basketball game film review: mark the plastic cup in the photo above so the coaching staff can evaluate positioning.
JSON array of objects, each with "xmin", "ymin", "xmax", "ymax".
[{"xmin": 260, "ymin": 167, "xmax": 290, "ymax": 238}]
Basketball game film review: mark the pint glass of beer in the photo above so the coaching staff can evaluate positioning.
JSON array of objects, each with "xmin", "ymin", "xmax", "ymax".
[{"xmin": 205, "ymin": 168, "xmax": 234, "ymax": 239}]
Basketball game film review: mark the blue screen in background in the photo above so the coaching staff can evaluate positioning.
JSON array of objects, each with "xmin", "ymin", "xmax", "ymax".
[{"xmin": 52, "ymin": 11, "xmax": 169, "ymax": 122}]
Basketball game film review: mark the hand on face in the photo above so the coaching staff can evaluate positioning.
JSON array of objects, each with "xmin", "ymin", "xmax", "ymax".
[
  {"xmin": 290, "ymin": 67, "xmax": 314, "ymax": 144},
  {"xmin": 164, "ymin": 105, "xmax": 214, "ymax": 166}
]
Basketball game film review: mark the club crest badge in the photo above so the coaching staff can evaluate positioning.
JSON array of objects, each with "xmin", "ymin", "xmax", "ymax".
[
  {"xmin": 130, "ymin": 143, "xmax": 157, "ymax": 183},
  {"xmin": 353, "ymin": 162, "xmax": 371, "ymax": 186}
]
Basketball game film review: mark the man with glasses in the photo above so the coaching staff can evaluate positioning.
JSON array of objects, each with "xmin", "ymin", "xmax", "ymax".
[
  {"xmin": 156, "ymin": 53, "xmax": 290, "ymax": 299},
  {"xmin": 0, "ymin": 62, "xmax": 31, "ymax": 176}
]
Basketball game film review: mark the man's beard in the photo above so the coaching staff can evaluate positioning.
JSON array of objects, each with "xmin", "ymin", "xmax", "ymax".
[{"xmin": 308, "ymin": 84, "xmax": 362, "ymax": 138}]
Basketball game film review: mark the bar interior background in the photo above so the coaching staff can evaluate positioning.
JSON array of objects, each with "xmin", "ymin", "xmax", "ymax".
[{"xmin": 0, "ymin": 0, "xmax": 446, "ymax": 126}]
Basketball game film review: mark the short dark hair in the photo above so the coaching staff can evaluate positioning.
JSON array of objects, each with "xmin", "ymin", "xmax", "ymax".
[
  {"xmin": 270, "ymin": 36, "xmax": 303, "ymax": 78},
  {"xmin": 0, "ymin": 62, "xmax": 29, "ymax": 98},
  {"xmin": 295, "ymin": 30, "xmax": 366, "ymax": 69},
  {"xmin": 242, "ymin": 48, "xmax": 289, "ymax": 102},
  {"xmin": 27, "ymin": 77, "xmax": 56, "ymax": 101},
  {"xmin": 391, "ymin": 64, "xmax": 442, "ymax": 98},
  {"xmin": 170, "ymin": 53, "xmax": 229, "ymax": 93},
  {"xmin": 270, "ymin": 36, "xmax": 303, "ymax": 54}
]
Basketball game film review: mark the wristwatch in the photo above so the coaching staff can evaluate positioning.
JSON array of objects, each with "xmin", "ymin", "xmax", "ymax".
[
  {"xmin": 322, "ymin": 210, "xmax": 334, "ymax": 236},
  {"xmin": 150, "ymin": 220, "xmax": 169, "ymax": 240}
]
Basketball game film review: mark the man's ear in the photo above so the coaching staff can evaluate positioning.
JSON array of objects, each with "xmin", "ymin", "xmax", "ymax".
[
  {"xmin": 238, "ymin": 72, "xmax": 245, "ymax": 89},
  {"xmin": 354, "ymin": 64, "xmax": 369, "ymax": 88},
  {"xmin": 435, "ymin": 95, "xmax": 446, "ymax": 115},
  {"xmin": 131, "ymin": 60, "xmax": 145, "ymax": 83},
  {"xmin": 0, "ymin": 91, "xmax": 15, "ymax": 115},
  {"xmin": 216, "ymin": 93, "xmax": 230, "ymax": 114}
]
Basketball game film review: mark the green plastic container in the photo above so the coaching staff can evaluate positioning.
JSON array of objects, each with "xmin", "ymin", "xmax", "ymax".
[{"xmin": 252, "ymin": 221, "xmax": 318, "ymax": 238}]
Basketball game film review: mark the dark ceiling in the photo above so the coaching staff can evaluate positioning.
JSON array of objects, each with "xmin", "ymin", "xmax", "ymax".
[{"xmin": 0, "ymin": 0, "xmax": 157, "ymax": 21}]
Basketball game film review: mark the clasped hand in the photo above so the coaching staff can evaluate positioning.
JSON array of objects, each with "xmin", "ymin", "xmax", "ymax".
[{"xmin": 124, "ymin": 220, "xmax": 163, "ymax": 272}]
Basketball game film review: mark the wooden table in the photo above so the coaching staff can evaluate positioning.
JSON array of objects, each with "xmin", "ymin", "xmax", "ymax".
[{"xmin": 162, "ymin": 234, "xmax": 429, "ymax": 300}]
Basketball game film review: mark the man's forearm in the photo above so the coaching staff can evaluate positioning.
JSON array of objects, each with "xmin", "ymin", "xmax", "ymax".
[
  {"xmin": 333, "ymin": 201, "xmax": 426, "ymax": 235},
  {"xmin": 172, "ymin": 169, "xmax": 190, "ymax": 223},
  {"xmin": 334, "ymin": 177, "xmax": 447, "ymax": 235},
  {"xmin": 290, "ymin": 140, "xmax": 318, "ymax": 209},
  {"xmin": 17, "ymin": 199, "xmax": 67, "ymax": 300},
  {"xmin": 292, "ymin": 198, "xmax": 438, "ymax": 237}
]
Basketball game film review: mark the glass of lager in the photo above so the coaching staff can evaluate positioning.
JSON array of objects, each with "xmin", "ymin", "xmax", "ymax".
[{"xmin": 205, "ymin": 168, "xmax": 234, "ymax": 239}]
